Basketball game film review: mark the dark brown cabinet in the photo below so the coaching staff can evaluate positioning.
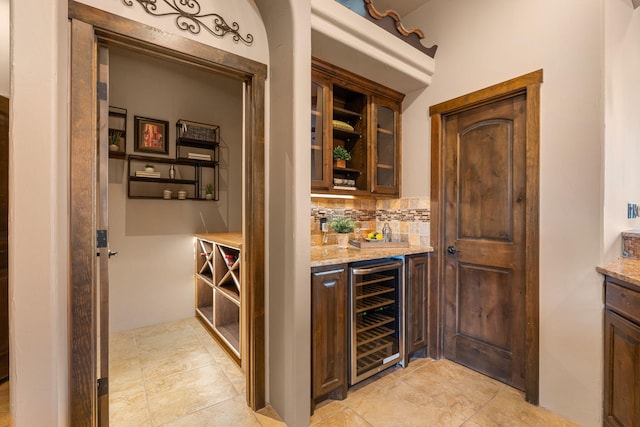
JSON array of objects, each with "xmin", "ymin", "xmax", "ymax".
[
  {"xmin": 603, "ymin": 276, "xmax": 640, "ymax": 427},
  {"xmin": 311, "ymin": 58, "xmax": 403, "ymax": 198},
  {"xmin": 311, "ymin": 264, "xmax": 348, "ymax": 411},
  {"xmin": 0, "ymin": 96, "xmax": 8, "ymax": 382},
  {"xmin": 406, "ymin": 253, "xmax": 429, "ymax": 359}
]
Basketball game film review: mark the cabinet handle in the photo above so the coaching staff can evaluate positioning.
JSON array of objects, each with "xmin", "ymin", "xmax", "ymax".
[{"xmin": 313, "ymin": 268, "xmax": 344, "ymax": 277}]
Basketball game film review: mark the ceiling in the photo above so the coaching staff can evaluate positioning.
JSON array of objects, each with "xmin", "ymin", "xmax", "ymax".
[{"xmin": 370, "ymin": 0, "xmax": 431, "ymax": 17}]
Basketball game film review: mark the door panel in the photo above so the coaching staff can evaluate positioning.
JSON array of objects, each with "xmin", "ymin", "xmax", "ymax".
[
  {"xmin": 97, "ymin": 44, "xmax": 110, "ymax": 427},
  {"xmin": 458, "ymin": 120, "xmax": 513, "ymax": 241},
  {"xmin": 443, "ymin": 94, "xmax": 526, "ymax": 390}
]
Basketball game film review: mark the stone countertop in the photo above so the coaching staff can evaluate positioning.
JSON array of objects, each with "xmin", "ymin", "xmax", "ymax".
[
  {"xmin": 311, "ymin": 244, "xmax": 433, "ymax": 267},
  {"xmin": 596, "ymin": 257, "xmax": 640, "ymax": 288}
]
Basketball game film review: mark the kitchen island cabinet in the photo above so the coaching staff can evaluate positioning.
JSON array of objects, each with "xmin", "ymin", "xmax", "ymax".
[{"xmin": 597, "ymin": 258, "xmax": 640, "ymax": 427}]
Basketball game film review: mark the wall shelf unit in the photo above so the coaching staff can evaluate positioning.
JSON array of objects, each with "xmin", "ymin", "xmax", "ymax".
[
  {"xmin": 108, "ymin": 106, "xmax": 127, "ymax": 158},
  {"xmin": 195, "ymin": 233, "xmax": 242, "ymax": 363},
  {"xmin": 126, "ymin": 119, "xmax": 219, "ymax": 200}
]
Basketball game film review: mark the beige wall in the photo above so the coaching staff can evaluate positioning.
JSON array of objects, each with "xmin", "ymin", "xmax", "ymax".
[
  {"xmin": 10, "ymin": 0, "xmax": 70, "ymax": 424},
  {"xmin": 403, "ymin": 0, "xmax": 604, "ymax": 425},
  {"xmin": 77, "ymin": 0, "xmax": 269, "ymax": 65},
  {"xmin": 604, "ymin": 0, "xmax": 640, "ymax": 262},
  {"xmin": 254, "ymin": 1, "xmax": 312, "ymax": 425},
  {"xmin": 107, "ymin": 47, "xmax": 243, "ymax": 332}
]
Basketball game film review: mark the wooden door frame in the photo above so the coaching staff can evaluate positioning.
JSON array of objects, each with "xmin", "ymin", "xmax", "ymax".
[
  {"xmin": 68, "ymin": 2, "xmax": 267, "ymax": 424},
  {"xmin": 428, "ymin": 70, "xmax": 542, "ymax": 404}
]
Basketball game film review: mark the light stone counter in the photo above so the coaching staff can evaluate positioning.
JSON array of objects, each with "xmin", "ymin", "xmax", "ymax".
[
  {"xmin": 311, "ymin": 244, "xmax": 433, "ymax": 267},
  {"xmin": 597, "ymin": 257, "xmax": 640, "ymax": 288}
]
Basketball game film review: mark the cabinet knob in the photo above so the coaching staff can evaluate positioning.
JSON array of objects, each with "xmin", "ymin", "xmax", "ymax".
[{"xmin": 447, "ymin": 246, "xmax": 457, "ymax": 255}]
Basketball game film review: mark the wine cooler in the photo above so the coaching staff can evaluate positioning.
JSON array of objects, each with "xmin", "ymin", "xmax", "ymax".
[{"xmin": 349, "ymin": 258, "xmax": 404, "ymax": 385}]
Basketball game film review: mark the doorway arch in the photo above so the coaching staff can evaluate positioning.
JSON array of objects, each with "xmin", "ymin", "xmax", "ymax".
[{"xmin": 68, "ymin": 2, "xmax": 266, "ymax": 424}]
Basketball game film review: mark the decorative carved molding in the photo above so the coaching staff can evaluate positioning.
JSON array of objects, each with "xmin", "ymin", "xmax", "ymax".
[
  {"xmin": 122, "ymin": 0, "xmax": 254, "ymax": 45},
  {"xmin": 364, "ymin": 0, "xmax": 437, "ymax": 58}
]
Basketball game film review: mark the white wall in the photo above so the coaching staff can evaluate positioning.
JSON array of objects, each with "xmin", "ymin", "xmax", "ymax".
[
  {"xmin": 10, "ymin": 0, "xmax": 69, "ymax": 424},
  {"xmin": 107, "ymin": 47, "xmax": 243, "ymax": 332},
  {"xmin": 403, "ymin": 1, "xmax": 604, "ymax": 425},
  {"xmin": 0, "ymin": 0, "xmax": 8, "ymax": 98},
  {"xmin": 603, "ymin": 0, "xmax": 640, "ymax": 262}
]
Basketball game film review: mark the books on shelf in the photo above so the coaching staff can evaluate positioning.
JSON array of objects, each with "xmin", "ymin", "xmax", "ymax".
[
  {"xmin": 333, "ymin": 185, "xmax": 357, "ymax": 191},
  {"xmin": 333, "ymin": 178, "xmax": 356, "ymax": 186},
  {"xmin": 135, "ymin": 171, "xmax": 161, "ymax": 178},
  {"xmin": 187, "ymin": 152, "xmax": 212, "ymax": 161}
]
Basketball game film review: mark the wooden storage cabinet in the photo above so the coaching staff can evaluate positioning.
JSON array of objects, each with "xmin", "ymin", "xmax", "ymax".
[
  {"xmin": 311, "ymin": 72, "xmax": 332, "ymax": 190},
  {"xmin": 603, "ymin": 276, "xmax": 640, "ymax": 427},
  {"xmin": 311, "ymin": 58, "xmax": 403, "ymax": 197},
  {"xmin": 311, "ymin": 255, "xmax": 430, "ymax": 411},
  {"xmin": 371, "ymin": 96, "xmax": 401, "ymax": 195},
  {"xmin": 195, "ymin": 233, "xmax": 242, "ymax": 362},
  {"xmin": 311, "ymin": 264, "xmax": 348, "ymax": 411},
  {"xmin": 405, "ymin": 253, "xmax": 429, "ymax": 358}
]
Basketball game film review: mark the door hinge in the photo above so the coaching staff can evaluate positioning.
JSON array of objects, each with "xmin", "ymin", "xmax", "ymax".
[
  {"xmin": 97, "ymin": 377, "xmax": 108, "ymax": 396},
  {"xmin": 97, "ymin": 230, "xmax": 108, "ymax": 248},
  {"xmin": 97, "ymin": 82, "xmax": 107, "ymax": 101}
]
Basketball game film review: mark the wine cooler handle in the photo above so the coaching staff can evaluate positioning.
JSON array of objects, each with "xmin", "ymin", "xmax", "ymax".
[{"xmin": 351, "ymin": 260, "xmax": 403, "ymax": 275}]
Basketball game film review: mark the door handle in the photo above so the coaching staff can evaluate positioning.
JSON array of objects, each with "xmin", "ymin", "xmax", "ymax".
[
  {"xmin": 96, "ymin": 250, "xmax": 118, "ymax": 258},
  {"xmin": 447, "ymin": 245, "xmax": 457, "ymax": 255}
]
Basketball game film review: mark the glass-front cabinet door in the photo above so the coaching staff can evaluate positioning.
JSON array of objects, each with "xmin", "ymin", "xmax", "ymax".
[
  {"xmin": 311, "ymin": 72, "xmax": 332, "ymax": 190},
  {"xmin": 371, "ymin": 96, "xmax": 400, "ymax": 195}
]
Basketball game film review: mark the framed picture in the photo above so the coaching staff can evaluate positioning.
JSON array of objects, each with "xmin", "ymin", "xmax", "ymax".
[{"xmin": 134, "ymin": 116, "xmax": 169, "ymax": 155}]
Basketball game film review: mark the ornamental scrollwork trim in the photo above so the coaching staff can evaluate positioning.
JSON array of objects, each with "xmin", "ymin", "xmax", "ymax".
[{"xmin": 123, "ymin": 0, "xmax": 254, "ymax": 45}]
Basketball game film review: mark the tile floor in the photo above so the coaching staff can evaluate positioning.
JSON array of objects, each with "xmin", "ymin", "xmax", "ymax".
[
  {"xmin": 110, "ymin": 317, "xmax": 578, "ymax": 427},
  {"xmin": 109, "ymin": 317, "xmax": 283, "ymax": 427},
  {"xmin": 0, "ymin": 381, "xmax": 7, "ymax": 427}
]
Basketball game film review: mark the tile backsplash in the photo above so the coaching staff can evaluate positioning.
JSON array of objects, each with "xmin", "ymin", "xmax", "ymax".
[{"xmin": 311, "ymin": 197, "xmax": 430, "ymax": 246}]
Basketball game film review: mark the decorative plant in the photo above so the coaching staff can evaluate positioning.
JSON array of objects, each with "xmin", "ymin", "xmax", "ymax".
[
  {"xmin": 206, "ymin": 183, "xmax": 214, "ymax": 195},
  {"xmin": 329, "ymin": 215, "xmax": 356, "ymax": 234},
  {"xmin": 109, "ymin": 130, "xmax": 122, "ymax": 146},
  {"xmin": 332, "ymin": 146, "xmax": 352, "ymax": 161},
  {"xmin": 144, "ymin": 163, "xmax": 154, "ymax": 171}
]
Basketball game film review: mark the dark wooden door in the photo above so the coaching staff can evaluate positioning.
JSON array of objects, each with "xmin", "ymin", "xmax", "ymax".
[
  {"xmin": 311, "ymin": 264, "xmax": 348, "ymax": 411},
  {"xmin": 97, "ymin": 44, "xmax": 110, "ymax": 427},
  {"xmin": 443, "ymin": 94, "xmax": 527, "ymax": 390},
  {"xmin": 0, "ymin": 96, "xmax": 8, "ymax": 382}
]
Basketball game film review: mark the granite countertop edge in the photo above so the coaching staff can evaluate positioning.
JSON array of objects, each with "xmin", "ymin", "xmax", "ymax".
[
  {"xmin": 596, "ymin": 257, "xmax": 640, "ymax": 288},
  {"xmin": 311, "ymin": 245, "xmax": 433, "ymax": 267}
]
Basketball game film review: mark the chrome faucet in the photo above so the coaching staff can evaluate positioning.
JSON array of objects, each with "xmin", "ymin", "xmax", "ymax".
[{"xmin": 320, "ymin": 217, "xmax": 329, "ymax": 244}]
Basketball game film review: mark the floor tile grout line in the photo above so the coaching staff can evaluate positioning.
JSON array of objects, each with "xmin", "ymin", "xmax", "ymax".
[
  {"xmin": 133, "ymin": 332, "xmax": 155, "ymax": 426},
  {"xmin": 457, "ymin": 383, "xmax": 507, "ymax": 426}
]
